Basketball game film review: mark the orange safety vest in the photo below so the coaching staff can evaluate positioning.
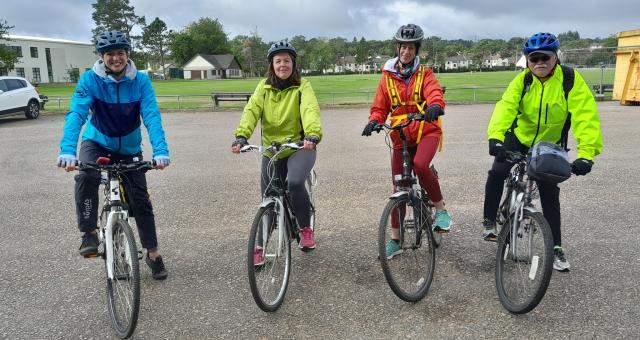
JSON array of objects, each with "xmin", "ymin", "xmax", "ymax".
[{"xmin": 384, "ymin": 64, "xmax": 443, "ymax": 149}]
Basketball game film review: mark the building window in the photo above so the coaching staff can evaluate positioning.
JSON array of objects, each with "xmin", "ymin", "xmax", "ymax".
[
  {"xmin": 0, "ymin": 68, "xmax": 7, "ymax": 76},
  {"xmin": 32, "ymin": 68, "xmax": 41, "ymax": 83},
  {"xmin": 211, "ymin": 69, "xmax": 215, "ymax": 76},
  {"xmin": 10, "ymin": 46, "xmax": 23, "ymax": 57},
  {"xmin": 30, "ymin": 47, "xmax": 38, "ymax": 58},
  {"xmin": 16, "ymin": 67, "xmax": 25, "ymax": 78}
]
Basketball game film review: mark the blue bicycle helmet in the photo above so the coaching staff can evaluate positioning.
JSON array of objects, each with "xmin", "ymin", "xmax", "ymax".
[
  {"xmin": 95, "ymin": 31, "xmax": 131, "ymax": 53},
  {"xmin": 523, "ymin": 32, "xmax": 559, "ymax": 54},
  {"xmin": 267, "ymin": 41, "xmax": 296, "ymax": 60}
]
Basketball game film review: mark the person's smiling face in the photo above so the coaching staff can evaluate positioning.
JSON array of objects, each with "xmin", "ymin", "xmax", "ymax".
[
  {"xmin": 102, "ymin": 49, "xmax": 128, "ymax": 74},
  {"xmin": 272, "ymin": 52, "xmax": 293, "ymax": 80}
]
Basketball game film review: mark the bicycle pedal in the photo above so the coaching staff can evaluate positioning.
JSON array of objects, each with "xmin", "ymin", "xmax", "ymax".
[{"xmin": 137, "ymin": 250, "xmax": 143, "ymax": 260}]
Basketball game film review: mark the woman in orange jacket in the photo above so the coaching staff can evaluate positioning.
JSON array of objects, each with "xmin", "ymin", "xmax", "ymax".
[{"xmin": 362, "ymin": 24, "xmax": 452, "ymax": 259}]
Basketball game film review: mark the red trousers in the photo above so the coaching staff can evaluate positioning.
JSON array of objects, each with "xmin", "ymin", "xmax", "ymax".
[{"xmin": 390, "ymin": 136, "xmax": 443, "ymax": 229}]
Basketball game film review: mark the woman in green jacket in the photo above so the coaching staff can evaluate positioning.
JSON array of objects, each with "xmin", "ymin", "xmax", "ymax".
[
  {"xmin": 231, "ymin": 41, "xmax": 323, "ymax": 263},
  {"xmin": 482, "ymin": 33, "xmax": 603, "ymax": 272}
]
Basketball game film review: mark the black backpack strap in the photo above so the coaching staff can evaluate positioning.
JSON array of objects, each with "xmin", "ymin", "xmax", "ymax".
[
  {"xmin": 559, "ymin": 65, "xmax": 575, "ymax": 150},
  {"xmin": 511, "ymin": 72, "xmax": 534, "ymax": 132}
]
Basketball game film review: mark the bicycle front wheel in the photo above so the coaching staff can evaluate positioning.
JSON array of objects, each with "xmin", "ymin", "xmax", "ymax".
[
  {"xmin": 247, "ymin": 203, "xmax": 291, "ymax": 312},
  {"xmin": 495, "ymin": 210, "xmax": 554, "ymax": 314},
  {"xmin": 379, "ymin": 196, "xmax": 436, "ymax": 302},
  {"xmin": 106, "ymin": 219, "xmax": 140, "ymax": 338}
]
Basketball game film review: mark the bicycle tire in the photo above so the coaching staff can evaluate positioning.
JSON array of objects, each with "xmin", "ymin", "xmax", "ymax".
[
  {"xmin": 105, "ymin": 219, "xmax": 140, "ymax": 338},
  {"xmin": 379, "ymin": 196, "xmax": 436, "ymax": 302},
  {"xmin": 247, "ymin": 203, "xmax": 291, "ymax": 312},
  {"xmin": 495, "ymin": 210, "xmax": 554, "ymax": 314}
]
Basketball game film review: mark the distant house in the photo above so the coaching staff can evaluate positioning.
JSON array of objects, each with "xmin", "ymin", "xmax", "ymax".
[
  {"xmin": 444, "ymin": 55, "xmax": 473, "ymax": 70},
  {"xmin": 326, "ymin": 55, "xmax": 375, "ymax": 74},
  {"xmin": 182, "ymin": 54, "xmax": 243, "ymax": 80},
  {"xmin": 482, "ymin": 54, "xmax": 510, "ymax": 68}
]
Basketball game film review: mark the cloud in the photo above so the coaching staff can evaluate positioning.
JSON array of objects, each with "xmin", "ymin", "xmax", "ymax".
[{"xmin": 2, "ymin": 0, "xmax": 638, "ymax": 43}]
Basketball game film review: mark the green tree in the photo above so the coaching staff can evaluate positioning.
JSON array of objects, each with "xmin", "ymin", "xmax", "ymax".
[
  {"xmin": 141, "ymin": 17, "xmax": 170, "ymax": 78},
  {"xmin": 91, "ymin": 0, "xmax": 146, "ymax": 66},
  {"xmin": 307, "ymin": 38, "xmax": 332, "ymax": 73},
  {"xmin": 0, "ymin": 19, "xmax": 19, "ymax": 73},
  {"xmin": 169, "ymin": 17, "xmax": 230, "ymax": 66},
  {"xmin": 290, "ymin": 36, "xmax": 310, "ymax": 71},
  {"xmin": 230, "ymin": 31, "xmax": 268, "ymax": 77},
  {"xmin": 91, "ymin": 0, "xmax": 145, "ymax": 38}
]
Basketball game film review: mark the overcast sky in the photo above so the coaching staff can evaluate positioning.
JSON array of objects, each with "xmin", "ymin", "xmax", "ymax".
[{"xmin": 3, "ymin": 0, "xmax": 638, "ymax": 43}]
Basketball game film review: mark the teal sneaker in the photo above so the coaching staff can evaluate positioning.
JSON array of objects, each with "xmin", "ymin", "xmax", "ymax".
[
  {"xmin": 433, "ymin": 210, "xmax": 452, "ymax": 232},
  {"xmin": 385, "ymin": 239, "xmax": 402, "ymax": 259}
]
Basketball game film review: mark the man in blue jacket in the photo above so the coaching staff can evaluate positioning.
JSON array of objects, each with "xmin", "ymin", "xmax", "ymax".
[{"xmin": 57, "ymin": 31, "xmax": 170, "ymax": 280}]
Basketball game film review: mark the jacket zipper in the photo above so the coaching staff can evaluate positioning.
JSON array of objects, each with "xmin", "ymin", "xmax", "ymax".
[
  {"xmin": 116, "ymin": 82, "xmax": 122, "ymax": 153},
  {"xmin": 545, "ymin": 103, "xmax": 549, "ymax": 124},
  {"xmin": 530, "ymin": 84, "xmax": 544, "ymax": 147}
]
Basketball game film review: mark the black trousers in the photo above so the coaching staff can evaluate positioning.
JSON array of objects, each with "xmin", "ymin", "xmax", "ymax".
[
  {"xmin": 483, "ymin": 133, "xmax": 563, "ymax": 247},
  {"xmin": 75, "ymin": 140, "xmax": 159, "ymax": 251}
]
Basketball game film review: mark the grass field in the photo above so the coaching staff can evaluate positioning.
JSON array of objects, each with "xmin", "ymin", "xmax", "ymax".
[{"xmin": 39, "ymin": 68, "xmax": 615, "ymax": 111}]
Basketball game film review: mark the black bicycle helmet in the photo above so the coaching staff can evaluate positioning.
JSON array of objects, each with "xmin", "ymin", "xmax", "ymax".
[
  {"xmin": 95, "ymin": 30, "xmax": 131, "ymax": 53},
  {"xmin": 267, "ymin": 41, "xmax": 297, "ymax": 60},
  {"xmin": 393, "ymin": 24, "xmax": 424, "ymax": 44}
]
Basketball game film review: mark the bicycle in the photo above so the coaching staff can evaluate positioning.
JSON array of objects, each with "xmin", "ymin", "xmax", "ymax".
[
  {"xmin": 377, "ymin": 114, "xmax": 442, "ymax": 302},
  {"xmin": 241, "ymin": 141, "xmax": 317, "ymax": 312},
  {"xmin": 494, "ymin": 151, "xmax": 554, "ymax": 314},
  {"xmin": 76, "ymin": 157, "xmax": 155, "ymax": 338}
]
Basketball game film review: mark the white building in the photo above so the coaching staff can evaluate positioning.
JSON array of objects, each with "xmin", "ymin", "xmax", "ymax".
[
  {"xmin": 182, "ymin": 54, "xmax": 243, "ymax": 80},
  {"xmin": 0, "ymin": 35, "xmax": 96, "ymax": 83},
  {"xmin": 444, "ymin": 55, "xmax": 473, "ymax": 70}
]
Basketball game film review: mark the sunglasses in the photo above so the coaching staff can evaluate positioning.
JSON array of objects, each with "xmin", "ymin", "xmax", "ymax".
[{"xmin": 528, "ymin": 54, "xmax": 552, "ymax": 63}]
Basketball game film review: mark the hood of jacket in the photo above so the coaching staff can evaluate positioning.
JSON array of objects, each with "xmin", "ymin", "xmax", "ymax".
[{"xmin": 383, "ymin": 56, "xmax": 421, "ymax": 79}]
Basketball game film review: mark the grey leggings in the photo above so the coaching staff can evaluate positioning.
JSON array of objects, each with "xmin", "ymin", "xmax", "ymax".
[{"xmin": 261, "ymin": 150, "xmax": 316, "ymax": 228}]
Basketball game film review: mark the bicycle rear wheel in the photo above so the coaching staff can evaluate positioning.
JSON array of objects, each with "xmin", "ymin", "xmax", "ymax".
[
  {"xmin": 495, "ymin": 210, "xmax": 554, "ymax": 314},
  {"xmin": 379, "ymin": 196, "xmax": 436, "ymax": 302},
  {"xmin": 247, "ymin": 203, "xmax": 291, "ymax": 312},
  {"xmin": 106, "ymin": 219, "xmax": 140, "ymax": 338}
]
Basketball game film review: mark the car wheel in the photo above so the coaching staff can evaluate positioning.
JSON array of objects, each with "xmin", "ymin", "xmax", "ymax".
[{"xmin": 25, "ymin": 100, "xmax": 40, "ymax": 119}]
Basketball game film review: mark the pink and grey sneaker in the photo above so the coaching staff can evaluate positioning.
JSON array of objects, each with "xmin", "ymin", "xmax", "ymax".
[
  {"xmin": 299, "ymin": 227, "xmax": 316, "ymax": 251},
  {"xmin": 253, "ymin": 247, "xmax": 265, "ymax": 266}
]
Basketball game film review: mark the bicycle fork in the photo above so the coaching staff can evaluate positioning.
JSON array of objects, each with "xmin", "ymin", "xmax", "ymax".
[{"xmin": 260, "ymin": 197, "xmax": 286, "ymax": 260}]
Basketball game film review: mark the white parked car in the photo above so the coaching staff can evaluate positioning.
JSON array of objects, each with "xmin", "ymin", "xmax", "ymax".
[{"xmin": 0, "ymin": 76, "xmax": 44, "ymax": 119}]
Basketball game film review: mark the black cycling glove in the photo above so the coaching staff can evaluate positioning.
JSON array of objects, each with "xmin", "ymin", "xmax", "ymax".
[
  {"xmin": 304, "ymin": 136, "xmax": 320, "ymax": 144},
  {"xmin": 424, "ymin": 104, "xmax": 444, "ymax": 122},
  {"xmin": 489, "ymin": 139, "xmax": 507, "ymax": 162},
  {"xmin": 362, "ymin": 120, "xmax": 381, "ymax": 136},
  {"xmin": 232, "ymin": 136, "xmax": 248, "ymax": 148},
  {"xmin": 571, "ymin": 158, "xmax": 593, "ymax": 176}
]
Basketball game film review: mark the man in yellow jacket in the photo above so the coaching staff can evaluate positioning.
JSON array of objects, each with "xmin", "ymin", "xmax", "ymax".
[{"xmin": 482, "ymin": 32, "xmax": 603, "ymax": 272}]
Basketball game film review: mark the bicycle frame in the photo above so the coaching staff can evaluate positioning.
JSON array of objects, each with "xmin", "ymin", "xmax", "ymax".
[
  {"xmin": 500, "ymin": 153, "xmax": 539, "ymax": 264},
  {"xmin": 100, "ymin": 172, "xmax": 131, "ymax": 281},
  {"xmin": 242, "ymin": 141, "xmax": 314, "ymax": 255},
  {"xmin": 381, "ymin": 115, "xmax": 435, "ymax": 247},
  {"xmin": 78, "ymin": 159, "xmax": 153, "ymax": 280}
]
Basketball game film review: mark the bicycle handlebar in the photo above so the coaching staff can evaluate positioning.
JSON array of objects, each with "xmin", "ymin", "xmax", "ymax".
[
  {"xmin": 76, "ymin": 160, "xmax": 156, "ymax": 172},
  {"xmin": 380, "ymin": 113, "xmax": 426, "ymax": 131},
  {"xmin": 240, "ymin": 141, "xmax": 303, "ymax": 154}
]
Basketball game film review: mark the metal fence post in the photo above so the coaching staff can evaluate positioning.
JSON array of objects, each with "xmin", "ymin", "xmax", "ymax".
[
  {"xmin": 58, "ymin": 97, "xmax": 61, "ymax": 111},
  {"xmin": 177, "ymin": 95, "xmax": 181, "ymax": 110}
]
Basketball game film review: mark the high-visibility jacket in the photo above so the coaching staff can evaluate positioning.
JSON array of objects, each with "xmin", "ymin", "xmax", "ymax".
[
  {"xmin": 235, "ymin": 78, "xmax": 323, "ymax": 159},
  {"xmin": 488, "ymin": 65, "xmax": 603, "ymax": 161},
  {"xmin": 369, "ymin": 61, "xmax": 445, "ymax": 149}
]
